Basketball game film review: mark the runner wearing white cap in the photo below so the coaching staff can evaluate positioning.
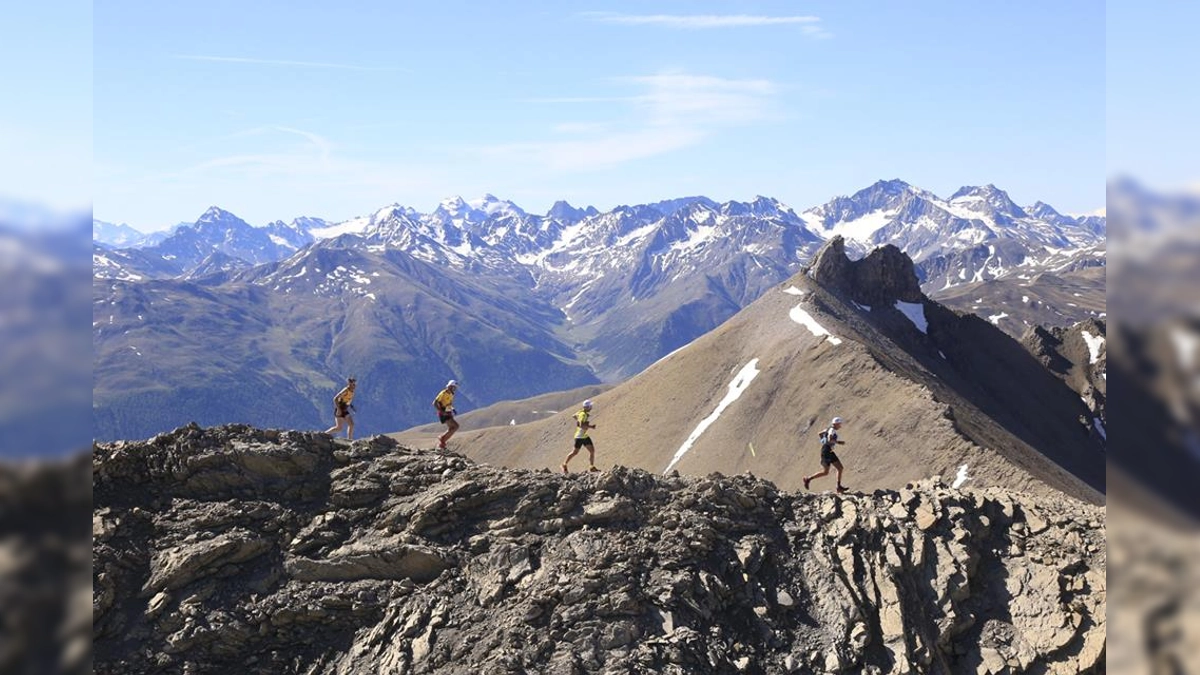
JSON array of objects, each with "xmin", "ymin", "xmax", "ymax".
[
  {"xmin": 433, "ymin": 380, "xmax": 460, "ymax": 450},
  {"xmin": 561, "ymin": 399, "xmax": 598, "ymax": 473},
  {"xmin": 803, "ymin": 416, "xmax": 849, "ymax": 493}
]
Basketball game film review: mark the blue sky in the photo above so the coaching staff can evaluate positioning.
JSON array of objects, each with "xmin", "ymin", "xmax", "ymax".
[
  {"xmin": 1107, "ymin": 0, "xmax": 1200, "ymax": 191},
  {"xmin": 90, "ymin": 1, "xmax": 1106, "ymax": 231},
  {"xmin": 0, "ymin": 0, "xmax": 91, "ymax": 213}
]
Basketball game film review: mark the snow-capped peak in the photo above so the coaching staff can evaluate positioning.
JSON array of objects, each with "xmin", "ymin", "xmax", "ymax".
[
  {"xmin": 291, "ymin": 216, "xmax": 330, "ymax": 231},
  {"xmin": 197, "ymin": 206, "xmax": 244, "ymax": 224},
  {"xmin": 373, "ymin": 204, "xmax": 413, "ymax": 222},
  {"xmin": 949, "ymin": 185, "xmax": 1027, "ymax": 218},
  {"xmin": 749, "ymin": 195, "xmax": 798, "ymax": 217},
  {"xmin": 864, "ymin": 178, "xmax": 914, "ymax": 196},
  {"xmin": 438, "ymin": 196, "xmax": 470, "ymax": 213},
  {"xmin": 1026, "ymin": 201, "xmax": 1063, "ymax": 220},
  {"xmin": 950, "ymin": 184, "xmax": 1003, "ymax": 200},
  {"xmin": 467, "ymin": 194, "xmax": 526, "ymax": 217}
]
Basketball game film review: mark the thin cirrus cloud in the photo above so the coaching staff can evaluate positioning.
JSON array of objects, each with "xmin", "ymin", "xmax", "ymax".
[
  {"xmin": 583, "ymin": 12, "xmax": 828, "ymax": 33},
  {"xmin": 483, "ymin": 127, "xmax": 706, "ymax": 172},
  {"xmin": 142, "ymin": 125, "xmax": 440, "ymax": 214},
  {"xmin": 171, "ymin": 54, "xmax": 406, "ymax": 72},
  {"xmin": 488, "ymin": 72, "xmax": 779, "ymax": 171}
]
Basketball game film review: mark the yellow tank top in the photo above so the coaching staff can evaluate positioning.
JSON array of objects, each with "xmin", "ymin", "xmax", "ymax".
[{"xmin": 574, "ymin": 410, "xmax": 591, "ymax": 439}]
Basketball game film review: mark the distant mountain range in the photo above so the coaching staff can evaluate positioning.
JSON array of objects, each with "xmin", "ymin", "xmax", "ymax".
[
  {"xmin": 93, "ymin": 181, "xmax": 1105, "ymax": 441},
  {"xmin": 3, "ymin": 214, "xmax": 93, "ymax": 457}
]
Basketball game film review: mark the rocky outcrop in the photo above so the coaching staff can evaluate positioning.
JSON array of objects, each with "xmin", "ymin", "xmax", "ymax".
[
  {"xmin": 1021, "ymin": 319, "xmax": 1107, "ymax": 432},
  {"xmin": 0, "ymin": 454, "xmax": 92, "ymax": 675},
  {"xmin": 810, "ymin": 236, "xmax": 924, "ymax": 307},
  {"xmin": 93, "ymin": 425, "xmax": 1105, "ymax": 674}
]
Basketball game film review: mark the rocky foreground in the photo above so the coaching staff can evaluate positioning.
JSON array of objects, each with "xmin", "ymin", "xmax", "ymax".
[
  {"xmin": 1, "ymin": 454, "xmax": 91, "ymax": 675},
  {"xmin": 93, "ymin": 425, "xmax": 1105, "ymax": 674}
]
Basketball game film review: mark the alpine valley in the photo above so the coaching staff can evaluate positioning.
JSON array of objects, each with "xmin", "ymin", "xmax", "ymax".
[{"xmin": 93, "ymin": 180, "xmax": 1105, "ymax": 441}]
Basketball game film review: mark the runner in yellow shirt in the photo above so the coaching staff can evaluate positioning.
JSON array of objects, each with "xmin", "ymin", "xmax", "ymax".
[
  {"xmin": 433, "ymin": 380, "xmax": 459, "ymax": 450},
  {"xmin": 561, "ymin": 400, "xmax": 597, "ymax": 473},
  {"xmin": 324, "ymin": 377, "xmax": 357, "ymax": 440}
]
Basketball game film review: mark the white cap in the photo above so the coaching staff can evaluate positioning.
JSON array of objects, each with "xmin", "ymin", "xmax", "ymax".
[
  {"xmin": 446, "ymin": 379, "xmax": 458, "ymax": 388},
  {"xmin": 831, "ymin": 416, "xmax": 844, "ymax": 425},
  {"xmin": 582, "ymin": 399, "xmax": 593, "ymax": 409}
]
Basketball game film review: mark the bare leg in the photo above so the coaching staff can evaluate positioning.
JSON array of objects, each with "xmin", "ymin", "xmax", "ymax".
[
  {"xmin": 345, "ymin": 415, "xmax": 354, "ymax": 441},
  {"xmin": 562, "ymin": 447, "xmax": 580, "ymax": 472},
  {"xmin": 833, "ymin": 461, "xmax": 846, "ymax": 489},
  {"xmin": 806, "ymin": 466, "xmax": 831, "ymax": 483},
  {"xmin": 325, "ymin": 417, "xmax": 345, "ymax": 436},
  {"xmin": 587, "ymin": 445, "xmax": 597, "ymax": 470},
  {"xmin": 438, "ymin": 419, "xmax": 460, "ymax": 447}
]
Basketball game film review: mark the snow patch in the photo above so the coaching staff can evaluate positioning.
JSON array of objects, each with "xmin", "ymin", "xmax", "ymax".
[
  {"xmin": 669, "ymin": 224, "xmax": 718, "ymax": 254},
  {"xmin": 822, "ymin": 209, "xmax": 897, "ymax": 242},
  {"xmin": 782, "ymin": 286, "xmax": 805, "ymax": 296},
  {"xmin": 310, "ymin": 215, "xmax": 371, "ymax": 239},
  {"xmin": 1080, "ymin": 330, "xmax": 1106, "ymax": 365},
  {"xmin": 616, "ymin": 222, "xmax": 658, "ymax": 247},
  {"xmin": 789, "ymin": 306, "xmax": 843, "ymax": 345},
  {"xmin": 1170, "ymin": 328, "xmax": 1197, "ymax": 370},
  {"xmin": 664, "ymin": 359, "xmax": 760, "ymax": 474},
  {"xmin": 988, "ymin": 312, "xmax": 1008, "ymax": 324},
  {"xmin": 1022, "ymin": 295, "xmax": 1029, "ymax": 303},
  {"xmin": 895, "ymin": 301, "xmax": 928, "ymax": 334},
  {"xmin": 1093, "ymin": 418, "xmax": 1106, "ymax": 440},
  {"xmin": 952, "ymin": 464, "xmax": 969, "ymax": 488}
]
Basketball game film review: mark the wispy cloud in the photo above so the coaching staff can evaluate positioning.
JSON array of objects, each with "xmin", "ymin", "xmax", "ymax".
[
  {"xmin": 522, "ymin": 96, "xmax": 632, "ymax": 104},
  {"xmin": 172, "ymin": 54, "xmax": 406, "ymax": 72},
  {"xmin": 583, "ymin": 12, "xmax": 826, "ymax": 32},
  {"xmin": 484, "ymin": 128, "xmax": 705, "ymax": 171},
  {"xmin": 551, "ymin": 121, "xmax": 613, "ymax": 135},
  {"xmin": 485, "ymin": 72, "xmax": 780, "ymax": 171},
  {"xmin": 104, "ymin": 125, "xmax": 443, "ymax": 221},
  {"xmin": 801, "ymin": 24, "xmax": 834, "ymax": 39},
  {"xmin": 621, "ymin": 74, "xmax": 778, "ymax": 125},
  {"xmin": 176, "ymin": 126, "xmax": 336, "ymax": 177}
]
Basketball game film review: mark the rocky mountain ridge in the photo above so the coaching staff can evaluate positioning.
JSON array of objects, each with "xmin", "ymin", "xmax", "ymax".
[{"xmin": 93, "ymin": 425, "xmax": 1105, "ymax": 674}]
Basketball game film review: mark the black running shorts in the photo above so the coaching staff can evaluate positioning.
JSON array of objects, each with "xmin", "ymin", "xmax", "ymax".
[
  {"xmin": 574, "ymin": 437, "xmax": 594, "ymax": 450},
  {"xmin": 820, "ymin": 447, "xmax": 840, "ymax": 467}
]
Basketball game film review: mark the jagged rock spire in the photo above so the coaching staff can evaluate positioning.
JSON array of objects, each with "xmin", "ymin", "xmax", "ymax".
[{"xmin": 810, "ymin": 235, "xmax": 923, "ymax": 306}]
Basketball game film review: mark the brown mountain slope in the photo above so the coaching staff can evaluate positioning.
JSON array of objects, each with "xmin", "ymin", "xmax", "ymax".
[{"xmin": 396, "ymin": 238, "xmax": 1104, "ymax": 505}]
